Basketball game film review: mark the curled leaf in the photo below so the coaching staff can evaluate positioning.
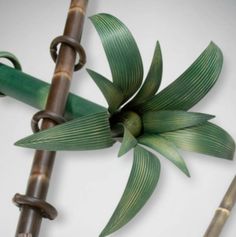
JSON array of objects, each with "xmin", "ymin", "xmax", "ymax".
[
  {"xmin": 139, "ymin": 134, "xmax": 190, "ymax": 176},
  {"xmin": 138, "ymin": 42, "xmax": 223, "ymax": 113},
  {"xmin": 90, "ymin": 13, "xmax": 143, "ymax": 103},
  {"xmin": 161, "ymin": 122, "xmax": 235, "ymax": 160},
  {"xmin": 100, "ymin": 145, "xmax": 160, "ymax": 237}
]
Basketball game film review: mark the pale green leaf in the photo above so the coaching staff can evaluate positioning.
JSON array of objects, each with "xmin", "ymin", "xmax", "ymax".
[
  {"xmin": 100, "ymin": 145, "xmax": 160, "ymax": 237},
  {"xmin": 138, "ymin": 134, "xmax": 190, "ymax": 176},
  {"xmin": 90, "ymin": 13, "xmax": 143, "ymax": 103},
  {"xmin": 127, "ymin": 41, "xmax": 162, "ymax": 107},
  {"xmin": 87, "ymin": 69, "xmax": 124, "ymax": 113},
  {"xmin": 138, "ymin": 42, "xmax": 223, "ymax": 113},
  {"xmin": 161, "ymin": 122, "xmax": 235, "ymax": 160},
  {"xmin": 118, "ymin": 126, "xmax": 137, "ymax": 157},
  {"xmin": 143, "ymin": 110, "xmax": 214, "ymax": 133},
  {"xmin": 15, "ymin": 112, "xmax": 114, "ymax": 151}
]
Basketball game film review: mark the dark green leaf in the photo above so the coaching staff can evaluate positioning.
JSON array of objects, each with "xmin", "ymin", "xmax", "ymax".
[
  {"xmin": 87, "ymin": 69, "xmax": 124, "ymax": 113},
  {"xmin": 118, "ymin": 126, "xmax": 137, "ymax": 157},
  {"xmin": 127, "ymin": 41, "xmax": 162, "ymax": 107},
  {"xmin": 138, "ymin": 42, "xmax": 223, "ymax": 113},
  {"xmin": 143, "ymin": 110, "xmax": 214, "ymax": 133},
  {"xmin": 138, "ymin": 134, "xmax": 190, "ymax": 176},
  {"xmin": 90, "ymin": 14, "xmax": 143, "ymax": 103},
  {"xmin": 161, "ymin": 122, "xmax": 235, "ymax": 160},
  {"xmin": 15, "ymin": 112, "xmax": 114, "ymax": 151},
  {"xmin": 100, "ymin": 145, "xmax": 160, "ymax": 237}
]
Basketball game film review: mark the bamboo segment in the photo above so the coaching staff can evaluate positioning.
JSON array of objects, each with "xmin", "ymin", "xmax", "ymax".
[
  {"xmin": 0, "ymin": 63, "xmax": 105, "ymax": 118},
  {"xmin": 14, "ymin": 1, "xmax": 89, "ymax": 237},
  {"xmin": 204, "ymin": 176, "xmax": 236, "ymax": 237}
]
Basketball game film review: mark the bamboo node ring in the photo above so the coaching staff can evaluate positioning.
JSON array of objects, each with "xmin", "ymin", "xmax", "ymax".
[
  {"xmin": 216, "ymin": 207, "xmax": 230, "ymax": 216},
  {"xmin": 0, "ymin": 53, "xmax": 22, "ymax": 96},
  {"xmin": 50, "ymin": 35, "xmax": 86, "ymax": 71},
  {"xmin": 31, "ymin": 110, "xmax": 66, "ymax": 133},
  {"xmin": 13, "ymin": 193, "xmax": 58, "ymax": 220}
]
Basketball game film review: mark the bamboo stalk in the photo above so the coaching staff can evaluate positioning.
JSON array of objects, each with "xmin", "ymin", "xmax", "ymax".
[
  {"xmin": 13, "ymin": 1, "xmax": 89, "ymax": 236},
  {"xmin": 0, "ymin": 63, "xmax": 105, "ymax": 119},
  {"xmin": 204, "ymin": 176, "xmax": 236, "ymax": 237}
]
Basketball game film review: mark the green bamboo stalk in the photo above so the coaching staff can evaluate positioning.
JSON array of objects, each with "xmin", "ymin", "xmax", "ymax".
[
  {"xmin": 204, "ymin": 176, "xmax": 236, "ymax": 237},
  {"xmin": 0, "ymin": 63, "xmax": 105, "ymax": 119}
]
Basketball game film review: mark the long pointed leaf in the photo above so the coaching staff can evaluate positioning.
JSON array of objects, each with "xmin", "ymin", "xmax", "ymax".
[
  {"xmin": 87, "ymin": 69, "xmax": 124, "ymax": 113},
  {"xmin": 127, "ymin": 41, "xmax": 163, "ymax": 107},
  {"xmin": 138, "ymin": 42, "xmax": 223, "ymax": 113},
  {"xmin": 161, "ymin": 122, "xmax": 235, "ymax": 160},
  {"xmin": 100, "ymin": 145, "xmax": 160, "ymax": 237},
  {"xmin": 143, "ymin": 110, "xmax": 214, "ymax": 133},
  {"xmin": 138, "ymin": 134, "xmax": 190, "ymax": 176},
  {"xmin": 15, "ymin": 112, "xmax": 114, "ymax": 151},
  {"xmin": 118, "ymin": 126, "xmax": 137, "ymax": 157},
  {"xmin": 90, "ymin": 14, "xmax": 143, "ymax": 103}
]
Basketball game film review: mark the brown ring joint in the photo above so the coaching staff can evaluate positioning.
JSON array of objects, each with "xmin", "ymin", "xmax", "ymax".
[
  {"xmin": 13, "ymin": 193, "xmax": 58, "ymax": 220},
  {"xmin": 0, "ymin": 55, "xmax": 22, "ymax": 96},
  {"xmin": 69, "ymin": 6, "xmax": 85, "ymax": 15},
  {"xmin": 31, "ymin": 110, "xmax": 66, "ymax": 133},
  {"xmin": 50, "ymin": 35, "xmax": 86, "ymax": 71}
]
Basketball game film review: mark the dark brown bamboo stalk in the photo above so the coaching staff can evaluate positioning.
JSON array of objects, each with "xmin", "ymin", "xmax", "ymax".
[
  {"xmin": 13, "ymin": 1, "xmax": 88, "ymax": 236},
  {"xmin": 204, "ymin": 175, "xmax": 236, "ymax": 237}
]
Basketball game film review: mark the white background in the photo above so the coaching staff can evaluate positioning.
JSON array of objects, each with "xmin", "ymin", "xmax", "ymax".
[{"xmin": 0, "ymin": 0, "xmax": 235, "ymax": 236}]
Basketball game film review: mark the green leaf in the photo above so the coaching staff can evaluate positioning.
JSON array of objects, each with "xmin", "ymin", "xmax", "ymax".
[
  {"xmin": 137, "ymin": 42, "xmax": 223, "ymax": 113},
  {"xmin": 161, "ymin": 122, "xmax": 235, "ymax": 160},
  {"xmin": 142, "ymin": 110, "xmax": 214, "ymax": 133},
  {"xmin": 118, "ymin": 126, "xmax": 137, "ymax": 157},
  {"xmin": 100, "ymin": 145, "xmax": 160, "ymax": 237},
  {"xmin": 90, "ymin": 13, "xmax": 143, "ymax": 103},
  {"xmin": 15, "ymin": 112, "xmax": 115, "ymax": 151},
  {"xmin": 127, "ymin": 41, "xmax": 163, "ymax": 107},
  {"xmin": 0, "ymin": 51, "xmax": 22, "ymax": 71},
  {"xmin": 87, "ymin": 69, "xmax": 124, "ymax": 113},
  {"xmin": 138, "ymin": 134, "xmax": 190, "ymax": 176}
]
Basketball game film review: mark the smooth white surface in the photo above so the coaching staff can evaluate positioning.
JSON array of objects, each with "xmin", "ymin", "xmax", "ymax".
[{"xmin": 0, "ymin": 0, "xmax": 235, "ymax": 236}]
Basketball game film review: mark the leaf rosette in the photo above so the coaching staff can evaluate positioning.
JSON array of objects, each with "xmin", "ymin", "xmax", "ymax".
[{"xmin": 14, "ymin": 14, "xmax": 235, "ymax": 237}]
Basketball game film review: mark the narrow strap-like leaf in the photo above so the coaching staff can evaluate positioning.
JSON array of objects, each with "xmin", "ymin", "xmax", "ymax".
[
  {"xmin": 15, "ymin": 112, "xmax": 115, "ymax": 151},
  {"xmin": 127, "ymin": 41, "xmax": 163, "ymax": 107},
  {"xmin": 0, "ymin": 51, "xmax": 22, "ymax": 71},
  {"xmin": 138, "ymin": 42, "xmax": 223, "ymax": 113},
  {"xmin": 161, "ymin": 122, "xmax": 235, "ymax": 160},
  {"xmin": 138, "ymin": 134, "xmax": 190, "ymax": 176},
  {"xmin": 143, "ymin": 110, "xmax": 214, "ymax": 133},
  {"xmin": 90, "ymin": 13, "xmax": 143, "ymax": 103},
  {"xmin": 100, "ymin": 145, "xmax": 160, "ymax": 237},
  {"xmin": 118, "ymin": 126, "xmax": 137, "ymax": 157},
  {"xmin": 87, "ymin": 69, "xmax": 124, "ymax": 113}
]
